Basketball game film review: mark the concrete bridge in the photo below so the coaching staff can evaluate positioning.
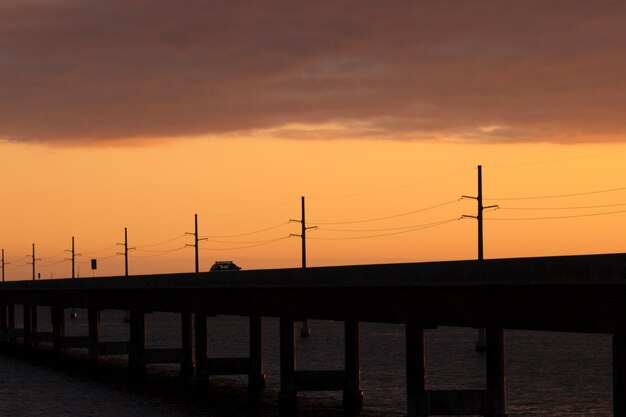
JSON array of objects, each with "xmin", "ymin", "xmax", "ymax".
[{"xmin": 2, "ymin": 252, "xmax": 626, "ymax": 416}]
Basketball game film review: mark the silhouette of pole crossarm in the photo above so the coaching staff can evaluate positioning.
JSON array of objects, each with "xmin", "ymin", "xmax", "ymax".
[
  {"xmin": 185, "ymin": 214, "xmax": 208, "ymax": 273},
  {"xmin": 64, "ymin": 236, "xmax": 81, "ymax": 279},
  {"xmin": 26, "ymin": 243, "xmax": 42, "ymax": 281},
  {"xmin": 116, "ymin": 228, "xmax": 135, "ymax": 277},
  {"xmin": 1, "ymin": 249, "xmax": 8, "ymax": 282}
]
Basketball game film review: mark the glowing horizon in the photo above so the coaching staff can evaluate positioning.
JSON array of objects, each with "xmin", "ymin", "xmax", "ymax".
[{"xmin": 1, "ymin": 138, "xmax": 626, "ymax": 281}]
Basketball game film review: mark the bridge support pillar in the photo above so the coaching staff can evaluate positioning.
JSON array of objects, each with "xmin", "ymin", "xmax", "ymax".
[
  {"xmin": 486, "ymin": 328, "xmax": 507, "ymax": 417},
  {"xmin": 279, "ymin": 317, "xmax": 297, "ymax": 407},
  {"xmin": 23, "ymin": 305, "xmax": 33, "ymax": 349},
  {"xmin": 32, "ymin": 306, "xmax": 38, "ymax": 347},
  {"xmin": 406, "ymin": 322, "xmax": 428, "ymax": 416},
  {"xmin": 129, "ymin": 311, "xmax": 146, "ymax": 373},
  {"xmin": 614, "ymin": 334, "xmax": 626, "ymax": 417},
  {"xmin": 194, "ymin": 313, "xmax": 208, "ymax": 379},
  {"xmin": 0, "ymin": 303, "xmax": 7, "ymax": 344},
  {"xmin": 344, "ymin": 320, "xmax": 363, "ymax": 408},
  {"xmin": 52, "ymin": 307, "xmax": 65, "ymax": 355},
  {"xmin": 181, "ymin": 313, "xmax": 194, "ymax": 378},
  {"xmin": 88, "ymin": 309, "xmax": 100, "ymax": 361},
  {"xmin": 406, "ymin": 324, "xmax": 507, "ymax": 416},
  {"xmin": 249, "ymin": 315, "xmax": 266, "ymax": 391},
  {"xmin": 279, "ymin": 318, "xmax": 363, "ymax": 410},
  {"xmin": 7, "ymin": 305, "xmax": 15, "ymax": 344}
]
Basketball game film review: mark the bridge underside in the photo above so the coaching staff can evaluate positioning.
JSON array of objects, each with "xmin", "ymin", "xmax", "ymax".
[{"xmin": 3, "ymin": 252, "xmax": 626, "ymax": 416}]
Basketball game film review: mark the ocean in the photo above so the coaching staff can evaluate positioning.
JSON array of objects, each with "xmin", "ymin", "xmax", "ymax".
[{"xmin": 0, "ymin": 308, "xmax": 613, "ymax": 416}]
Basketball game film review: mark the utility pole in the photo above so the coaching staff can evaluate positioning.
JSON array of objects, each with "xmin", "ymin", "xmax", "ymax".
[
  {"xmin": 290, "ymin": 196, "xmax": 317, "ymax": 337},
  {"xmin": 118, "ymin": 228, "xmax": 135, "ymax": 323},
  {"xmin": 463, "ymin": 165, "xmax": 498, "ymax": 351},
  {"xmin": 186, "ymin": 214, "xmax": 208, "ymax": 273},
  {"xmin": 1, "ymin": 249, "xmax": 7, "ymax": 282},
  {"xmin": 65, "ymin": 236, "xmax": 81, "ymax": 279},
  {"xmin": 28, "ymin": 243, "xmax": 41, "ymax": 281},
  {"xmin": 117, "ymin": 227, "xmax": 135, "ymax": 277}
]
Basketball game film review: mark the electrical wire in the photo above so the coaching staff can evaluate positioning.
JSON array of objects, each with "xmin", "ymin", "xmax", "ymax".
[
  {"xmin": 485, "ymin": 209, "xmax": 626, "ymax": 221},
  {"xmin": 40, "ymin": 250, "xmax": 67, "ymax": 261},
  {"xmin": 204, "ymin": 222, "xmax": 288, "ymax": 238},
  {"xmin": 204, "ymin": 235, "xmax": 290, "ymax": 245},
  {"xmin": 499, "ymin": 202, "xmax": 626, "ymax": 211},
  {"xmin": 310, "ymin": 199, "xmax": 460, "ymax": 225},
  {"xmin": 135, "ymin": 234, "xmax": 186, "ymax": 248},
  {"xmin": 309, "ymin": 168, "xmax": 473, "ymax": 199},
  {"xmin": 199, "ymin": 199, "xmax": 299, "ymax": 217},
  {"xmin": 134, "ymin": 245, "xmax": 188, "ymax": 254},
  {"xmin": 82, "ymin": 244, "xmax": 119, "ymax": 255},
  {"xmin": 318, "ymin": 218, "xmax": 460, "ymax": 233},
  {"xmin": 309, "ymin": 218, "xmax": 461, "ymax": 240},
  {"xmin": 485, "ymin": 187, "xmax": 626, "ymax": 201},
  {"xmin": 131, "ymin": 217, "xmax": 190, "ymax": 231},
  {"xmin": 131, "ymin": 246, "xmax": 187, "ymax": 258},
  {"xmin": 199, "ymin": 236, "xmax": 290, "ymax": 251},
  {"xmin": 38, "ymin": 259, "xmax": 68, "ymax": 266}
]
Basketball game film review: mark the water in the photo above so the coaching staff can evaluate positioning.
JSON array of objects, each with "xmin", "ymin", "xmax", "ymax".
[{"xmin": 0, "ymin": 308, "xmax": 613, "ymax": 416}]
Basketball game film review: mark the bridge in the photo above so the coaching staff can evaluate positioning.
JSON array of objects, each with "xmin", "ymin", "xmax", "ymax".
[{"xmin": 2, "ymin": 252, "xmax": 626, "ymax": 416}]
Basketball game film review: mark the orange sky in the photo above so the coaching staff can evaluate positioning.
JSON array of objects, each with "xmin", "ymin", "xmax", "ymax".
[
  {"xmin": 2, "ymin": 2, "xmax": 626, "ymax": 280},
  {"xmin": 1, "ymin": 138, "xmax": 626, "ymax": 280}
]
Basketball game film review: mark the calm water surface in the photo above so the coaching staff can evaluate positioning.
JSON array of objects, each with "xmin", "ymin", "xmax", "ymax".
[{"xmin": 0, "ymin": 308, "xmax": 613, "ymax": 416}]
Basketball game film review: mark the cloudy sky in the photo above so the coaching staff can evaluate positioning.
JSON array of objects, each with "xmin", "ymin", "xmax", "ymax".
[
  {"xmin": 2, "ymin": 1, "xmax": 626, "ymax": 279},
  {"xmin": 2, "ymin": 1, "xmax": 626, "ymax": 144}
]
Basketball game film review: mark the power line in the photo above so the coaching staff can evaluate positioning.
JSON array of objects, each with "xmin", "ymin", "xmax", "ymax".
[
  {"xmin": 318, "ymin": 219, "xmax": 460, "ymax": 233},
  {"xmin": 486, "ymin": 209, "xmax": 626, "ymax": 221},
  {"xmin": 309, "ymin": 218, "xmax": 461, "ymax": 240},
  {"xmin": 199, "ymin": 236, "xmax": 290, "ymax": 251},
  {"xmin": 204, "ymin": 236, "xmax": 289, "ymax": 245},
  {"xmin": 310, "ymin": 199, "xmax": 460, "ymax": 225},
  {"xmin": 204, "ymin": 222, "xmax": 288, "ymax": 239},
  {"xmin": 309, "ymin": 168, "xmax": 473, "ymax": 200},
  {"xmin": 82, "ymin": 244, "xmax": 119, "ymax": 255},
  {"xmin": 135, "ymin": 234, "xmax": 186, "ymax": 248},
  {"xmin": 198, "ymin": 199, "xmax": 299, "ymax": 217},
  {"xmin": 134, "ymin": 245, "xmax": 188, "ymax": 254},
  {"xmin": 130, "ymin": 217, "xmax": 190, "ymax": 231},
  {"xmin": 485, "ymin": 187, "xmax": 626, "ymax": 201},
  {"xmin": 499, "ymin": 202, "xmax": 626, "ymax": 211},
  {"xmin": 131, "ymin": 246, "xmax": 188, "ymax": 258}
]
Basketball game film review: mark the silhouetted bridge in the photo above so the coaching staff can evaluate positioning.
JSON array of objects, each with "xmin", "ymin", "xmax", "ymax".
[{"xmin": 2, "ymin": 253, "xmax": 626, "ymax": 416}]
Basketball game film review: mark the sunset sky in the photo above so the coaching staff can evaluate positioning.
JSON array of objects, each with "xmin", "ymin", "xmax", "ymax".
[{"xmin": 2, "ymin": 1, "xmax": 626, "ymax": 280}]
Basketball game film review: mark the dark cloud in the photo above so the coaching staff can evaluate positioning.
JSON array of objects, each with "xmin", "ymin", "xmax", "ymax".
[{"xmin": 1, "ymin": 1, "xmax": 626, "ymax": 144}]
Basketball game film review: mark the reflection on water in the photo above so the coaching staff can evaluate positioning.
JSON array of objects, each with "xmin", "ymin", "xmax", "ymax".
[{"xmin": 0, "ymin": 308, "xmax": 613, "ymax": 416}]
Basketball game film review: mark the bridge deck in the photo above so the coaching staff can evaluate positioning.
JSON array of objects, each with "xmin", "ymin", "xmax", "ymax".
[{"xmin": 2, "ymin": 252, "xmax": 626, "ymax": 333}]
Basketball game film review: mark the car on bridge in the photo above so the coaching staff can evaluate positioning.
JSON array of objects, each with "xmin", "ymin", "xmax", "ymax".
[{"xmin": 209, "ymin": 261, "xmax": 241, "ymax": 272}]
